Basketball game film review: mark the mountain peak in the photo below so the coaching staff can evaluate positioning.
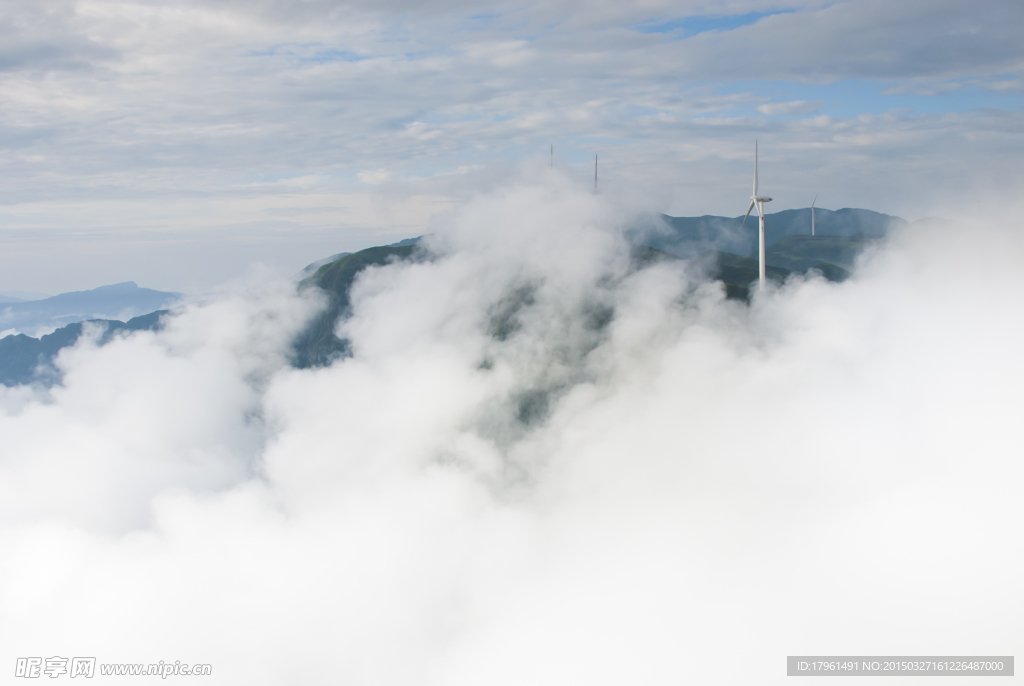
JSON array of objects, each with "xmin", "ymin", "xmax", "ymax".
[{"xmin": 93, "ymin": 282, "xmax": 139, "ymax": 293}]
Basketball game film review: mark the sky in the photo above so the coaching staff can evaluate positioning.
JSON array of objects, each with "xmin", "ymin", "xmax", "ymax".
[{"xmin": 0, "ymin": 0, "xmax": 1022, "ymax": 294}]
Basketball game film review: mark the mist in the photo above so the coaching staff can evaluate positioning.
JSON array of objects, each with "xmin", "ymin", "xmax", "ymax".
[{"xmin": 0, "ymin": 179, "xmax": 1021, "ymax": 684}]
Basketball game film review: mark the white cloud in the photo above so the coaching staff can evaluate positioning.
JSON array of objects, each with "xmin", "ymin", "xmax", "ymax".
[
  {"xmin": 0, "ymin": 183, "xmax": 1022, "ymax": 682},
  {"xmin": 0, "ymin": 0, "xmax": 1022, "ymax": 294},
  {"xmin": 358, "ymin": 169, "xmax": 392, "ymax": 184},
  {"xmin": 757, "ymin": 99, "xmax": 822, "ymax": 115},
  {"xmin": 242, "ymin": 176, "xmax": 324, "ymax": 188}
]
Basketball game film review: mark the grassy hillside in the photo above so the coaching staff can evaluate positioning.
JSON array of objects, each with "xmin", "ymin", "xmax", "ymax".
[
  {"xmin": 765, "ymin": 234, "xmax": 878, "ymax": 273},
  {"xmin": 0, "ymin": 310, "xmax": 167, "ymax": 386},
  {"xmin": 1, "ymin": 228, "xmax": 870, "ymax": 387},
  {"xmin": 646, "ymin": 207, "xmax": 903, "ymax": 260},
  {"xmin": 706, "ymin": 251, "xmax": 791, "ymax": 299},
  {"xmin": 293, "ymin": 245, "xmax": 418, "ymax": 368},
  {"xmin": 291, "ymin": 240, "xmax": 858, "ymax": 369}
]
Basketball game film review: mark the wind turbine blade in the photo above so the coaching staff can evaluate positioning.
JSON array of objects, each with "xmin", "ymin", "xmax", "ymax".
[
  {"xmin": 811, "ymin": 193, "xmax": 817, "ymax": 209},
  {"xmin": 753, "ymin": 140, "xmax": 758, "ymax": 195},
  {"xmin": 741, "ymin": 199, "xmax": 755, "ymax": 228}
]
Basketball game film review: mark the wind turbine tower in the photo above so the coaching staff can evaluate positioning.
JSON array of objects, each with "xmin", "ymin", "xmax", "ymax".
[
  {"xmin": 811, "ymin": 193, "xmax": 817, "ymax": 236},
  {"xmin": 741, "ymin": 141, "xmax": 772, "ymax": 290}
]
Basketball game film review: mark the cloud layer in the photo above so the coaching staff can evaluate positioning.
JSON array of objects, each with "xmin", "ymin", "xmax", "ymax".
[
  {"xmin": 1, "ymin": 181, "xmax": 1021, "ymax": 683},
  {"xmin": 0, "ymin": 0, "xmax": 1022, "ymax": 292}
]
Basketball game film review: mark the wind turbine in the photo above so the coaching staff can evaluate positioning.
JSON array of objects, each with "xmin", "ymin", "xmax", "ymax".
[
  {"xmin": 811, "ymin": 193, "xmax": 818, "ymax": 236},
  {"xmin": 741, "ymin": 141, "xmax": 772, "ymax": 290}
]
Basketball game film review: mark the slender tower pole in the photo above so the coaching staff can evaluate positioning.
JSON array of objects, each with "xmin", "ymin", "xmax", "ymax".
[
  {"xmin": 811, "ymin": 193, "xmax": 817, "ymax": 236},
  {"xmin": 756, "ymin": 142, "xmax": 765, "ymax": 290},
  {"xmin": 742, "ymin": 140, "xmax": 771, "ymax": 291},
  {"xmin": 758, "ymin": 206, "xmax": 766, "ymax": 289}
]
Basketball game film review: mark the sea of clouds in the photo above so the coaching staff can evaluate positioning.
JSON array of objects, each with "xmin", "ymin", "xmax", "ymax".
[{"xmin": 0, "ymin": 178, "xmax": 1021, "ymax": 684}]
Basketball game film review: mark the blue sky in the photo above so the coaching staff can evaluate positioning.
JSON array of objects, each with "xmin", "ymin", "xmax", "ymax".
[
  {"xmin": 636, "ymin": 10, "xmax": 795, "ymax": 35},
  {"xmin": 0, "ymin": 0, "xmax": 1022, "ymax": 292}
]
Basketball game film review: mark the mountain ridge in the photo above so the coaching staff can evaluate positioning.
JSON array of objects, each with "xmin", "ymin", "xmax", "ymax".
[
  {"xmin": 0, "ymin": 311, "xmax": 168, "ymax": 386},
  {"xmin": 0, "ymin": 281, "xmax": 182, "ymax": 337},
  {"xmin": 642, "ymin": 207, "xmax": 905, "ymax": 262},
  {"xmin": 0, "ymin": 209, "xmax": 898, "ymax": 385}
]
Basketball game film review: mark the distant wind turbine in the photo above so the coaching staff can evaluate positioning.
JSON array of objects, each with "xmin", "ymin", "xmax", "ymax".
[
  {"xmin": 741, "ymin": 141, "xmax": 772, "ymax": 290},
  {"xmin": 811, "ymin": 193, "xmax": 818, "ymax": 236}
]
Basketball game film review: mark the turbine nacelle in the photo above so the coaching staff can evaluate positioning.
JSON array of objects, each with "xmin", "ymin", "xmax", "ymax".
[{"xmin": 741, "ymin": 195, "xmax": 773, "ymax": 228}]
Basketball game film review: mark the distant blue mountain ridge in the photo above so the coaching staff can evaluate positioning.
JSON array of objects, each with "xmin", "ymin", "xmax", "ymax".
[
  {"xmin": 0, "ymin": 281, "xmax": 182, "ymax": 338},
  {"xmin": 0, "ymin": 290, "xmax": 52, "ymax": 303}
]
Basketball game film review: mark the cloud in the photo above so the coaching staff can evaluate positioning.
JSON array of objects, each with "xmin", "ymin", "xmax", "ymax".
[
  {"xmin": 358, "ymin": 169, "xmax": 392, "ymax": 184},
  {"xmin": 672, "ymin": 0, "xmax": 1024, "ymax": 81},
  {"xmin": 0, "ymin": 182, "xmax": 1021, "ymax": 683},
  {"xmin": 0, "ymin": 2, "xmax": 118, "ymax": 73},
  {"xmin": 756, "ymin": 99, "xmax": 822, "ymax": 116},
  {"xmin": 1, "ymin": 0, "xmax": 1023, "ymax": 294}
]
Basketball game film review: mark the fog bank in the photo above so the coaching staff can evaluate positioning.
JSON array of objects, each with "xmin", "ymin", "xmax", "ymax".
[{"xmin": 1, "ymin": 181, "xmax": 1021, "ymax": 684}]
